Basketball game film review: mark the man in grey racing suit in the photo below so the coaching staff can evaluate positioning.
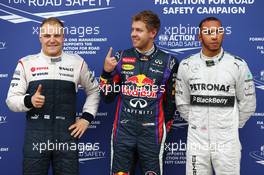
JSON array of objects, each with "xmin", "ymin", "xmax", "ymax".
[{"xmin": 175, "ymin": 17, "xmax": 256, "ymax": 175}]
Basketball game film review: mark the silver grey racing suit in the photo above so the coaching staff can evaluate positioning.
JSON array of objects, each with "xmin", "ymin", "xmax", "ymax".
[{"xmin": 175, "ymin": 48, "xmax": 256, "ymax": 175}]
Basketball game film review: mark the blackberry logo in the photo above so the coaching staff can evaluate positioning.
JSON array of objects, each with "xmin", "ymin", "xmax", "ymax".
[{"xmin": 192, "ymin": 155, "xmax": 197, "ymax": 175}]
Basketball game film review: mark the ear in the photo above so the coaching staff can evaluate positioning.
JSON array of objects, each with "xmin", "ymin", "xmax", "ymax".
[
  {"xmin": 150, "ymin": 29, "xmax": 157, "ymax": 39},
  {"xmin": 39, "ymin": 35, "xmax": 42, "ymax": 43},
  {"xmin": 198, "ymin": 32, "xmax": 202, "ymax": 42},
  {"xmin": 39, "ymin": 28, "xmax": 42, "ymax": 42}
]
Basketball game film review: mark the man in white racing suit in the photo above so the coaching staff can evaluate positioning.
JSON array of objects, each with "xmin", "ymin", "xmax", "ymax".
[
  {"xmin": 175, "ymin": 17, "xmax": 256, "ymax": 175},
  {"xmin": 6, "ymin": 17, "xmax": 100, "ymax": 175}
]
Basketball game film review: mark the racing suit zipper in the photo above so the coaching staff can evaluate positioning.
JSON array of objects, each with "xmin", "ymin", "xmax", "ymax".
[
  {"xmin": 51, "ymin": 62, "xmax": 56, "ymax": 147},
  {"xmin": 207, "ymin": 65, "xmax": 211, "ymax": 155}
]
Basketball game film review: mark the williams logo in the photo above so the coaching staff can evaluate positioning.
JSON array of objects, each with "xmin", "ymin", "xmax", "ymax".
[
  {"xmin": 0, "ymin": 1, "xmax": 113, "ymax": 24},
  {"xmin": 249, "ymin": 145, "xmax": 264, "ymax": 165}
]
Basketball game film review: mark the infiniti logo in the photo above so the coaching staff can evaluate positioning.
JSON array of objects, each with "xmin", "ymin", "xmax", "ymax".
[
  {"xmin": 154, "ymin": 59, "xmax": 163, "ymax": 65},
  {"xmin": 129, "ymin": 98, "xmax": 147, "ymax": 108}
]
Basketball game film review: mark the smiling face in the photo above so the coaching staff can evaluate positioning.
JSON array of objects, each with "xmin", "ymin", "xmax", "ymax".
[
  {"xmin": 39, "ymin": 23, "xmax": 64, "ymax": 57},
  {"xmin": 131, "ymin": 20, "xmax": 156, "ymax": 52},
  {"xmin": 199, "ymin": 20, "xmax": 224, "ymax": 57}
]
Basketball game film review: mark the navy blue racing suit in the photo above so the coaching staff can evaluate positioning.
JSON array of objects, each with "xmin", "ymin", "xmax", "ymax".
[{"xmin": 100, "ymin": 46, "xmax": 178, "ymax": 175}]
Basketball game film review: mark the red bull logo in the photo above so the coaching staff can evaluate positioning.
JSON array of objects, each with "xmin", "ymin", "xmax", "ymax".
[
  {"xmin": 123, "ymin": 74, "xmax": 157, "ymax": 98},
  {"xmin": 126, "ymin": 74, "xmax": 154, "ymax": 87}
]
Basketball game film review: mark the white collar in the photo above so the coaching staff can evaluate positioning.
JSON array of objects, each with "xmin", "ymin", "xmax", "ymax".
[{"xmin": 40, "ymin": 50, "xmax": 63, "ymax": 63}]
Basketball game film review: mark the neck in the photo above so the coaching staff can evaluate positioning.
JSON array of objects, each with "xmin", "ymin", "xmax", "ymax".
[
  {"xmin": 136, "ymin": 43, "xmax": 155, "ymax": 55},
  {"xmin": 42, "ymin": 50, "xmax": 62, "ymax": 58},
  {"xmin": 202, "ymin": 48, "xmax": 221, "ymax": 58},
  {"xmin": 137, "ymin": 41, "xmax": 154, "ymax": 51}
]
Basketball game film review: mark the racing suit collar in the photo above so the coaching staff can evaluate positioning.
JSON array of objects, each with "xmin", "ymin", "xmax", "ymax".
[
  {"xmin": 200, "ymin": 47, "xmax": 224, "ymax": 67},
  {"xmin": 40, "ymin": 50, "xmax": 63, "ymax": 64},
  {"xmin": 135, "ymin": 44, "xmax": 155, "ymax": 56},
  {"xmin": 135, "ymin": 44, "xmax": 157, "ymax": 61}
]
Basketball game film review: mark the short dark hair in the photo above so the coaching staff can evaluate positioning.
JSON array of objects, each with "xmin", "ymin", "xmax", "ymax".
[
  {"xmin": 40, "ymin": 17, "xmax": 64, "ymax": 28},
  {"xmin": 132, "ymin": 10, "xmax": 160, "ymax": 34},
  {"xmin": 199, "ymin": 17, "xmax": 222, "ymax": 29}
]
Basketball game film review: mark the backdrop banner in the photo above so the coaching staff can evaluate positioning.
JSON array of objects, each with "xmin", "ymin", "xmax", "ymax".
[{"xmin": 0, "ymin": 0, "xmax": 263, "ymax": 174}]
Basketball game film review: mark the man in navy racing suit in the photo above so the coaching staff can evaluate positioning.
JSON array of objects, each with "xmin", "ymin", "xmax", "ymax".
[{"xmin": 100, "ymin": 11, "xmax": 178, "ymax": 175}]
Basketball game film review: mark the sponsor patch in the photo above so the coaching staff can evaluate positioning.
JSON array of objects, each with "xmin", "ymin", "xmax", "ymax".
[
  {"xmin": 122, "ymin": 64, "xmax": 135, "ymax": 71},
  {"xmin": 122, "ymin": 57, "xmax": 136, "ymax": 63},
  {"xmin": 31, "ymin": 67, "xmax": 48, "ymax": 72},
  {"xmin": 190, "ymin": 95, "xmax": 235, "ymax": 107}
]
